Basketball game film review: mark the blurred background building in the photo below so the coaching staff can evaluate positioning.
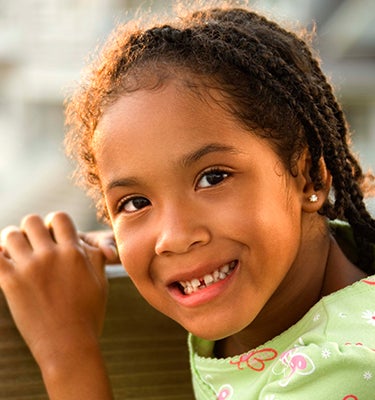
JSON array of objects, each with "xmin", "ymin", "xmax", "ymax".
[{"xmin": 0, "ymin": 0, "xmax": 374, "ymax": 230}]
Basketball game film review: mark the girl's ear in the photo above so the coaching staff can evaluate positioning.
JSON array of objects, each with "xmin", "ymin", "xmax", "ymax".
[{"xmin": 297, "ymin": 149, "xmax": 332, "ymax": 213}]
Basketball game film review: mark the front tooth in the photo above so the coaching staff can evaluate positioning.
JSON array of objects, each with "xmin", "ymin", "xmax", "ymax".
[
  {"xmin": 213, "ymin": 270, "xmax": 220, "ymax": 281},
  {"xmin": 220, "ymin": 264, "xmax": 229, "ymax": 274},
  {"xmin": 185, "ymin": 286, "xmax": 194, "ymax": 295},
  {"xmin": 219, "ymin": 272, "xmax": 226, "ymax": 280},
  {"xmin": 191, "ymin": 278, "xmax": 200, "ymax": 289},
  {"xmin": 181, "ymin": 261, "xmax": 237, "ymax": 295},
  {"xmin": 204, "ymin": 274, "xmax": 214, "ymax": 285}
]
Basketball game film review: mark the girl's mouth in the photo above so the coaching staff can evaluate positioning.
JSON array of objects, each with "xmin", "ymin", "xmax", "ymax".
[{"xmin": 177, "ymin": 260, "xmax": 238, "ymax": 295}]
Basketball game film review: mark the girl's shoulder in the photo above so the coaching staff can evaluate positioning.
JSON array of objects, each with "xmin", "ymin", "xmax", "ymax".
[
  {"xmin": 267, "ymin": 273, "xmax": 375, "ymax": 353},
  {"xmin": 318, "ymin": 273, "xmax": 375, "ymax": 341}
]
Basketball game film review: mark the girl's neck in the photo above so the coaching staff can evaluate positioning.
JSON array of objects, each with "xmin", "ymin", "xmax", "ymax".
[{"xmin": 214, "ymin": 231, "xmax": 366, "ymax": 358}]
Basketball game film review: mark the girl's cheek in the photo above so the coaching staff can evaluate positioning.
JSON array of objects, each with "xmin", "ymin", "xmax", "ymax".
[
  {"xmin": 115, "ymin": 228, "xmax": 148, "ymax": 274},
  {"xmin": 113, "ymin": 214, "xmax": 157, "ymax": 272}
]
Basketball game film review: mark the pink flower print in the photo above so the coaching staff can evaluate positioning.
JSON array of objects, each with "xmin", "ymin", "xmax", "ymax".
[
  {"xmin": 230, "ymin": 348, "xmax": 278, "ymax": 371},
  {"xmin": 345, "ymin": 341, "xmax": 375, "ymax": 352},
  {"xmin": 272, "ymin": 348, "xmax": 315, "ymax": 387},
  {"xmin": 362, "ymin": 310, "xmax": 375, "ymax": 326},
  {"xmin": 362, "ymin": 278, "xmax": 375, "ymax": 285},
  {"xmin": 216, "ymin": 384, "xmax": 233, "ymax": 400}
]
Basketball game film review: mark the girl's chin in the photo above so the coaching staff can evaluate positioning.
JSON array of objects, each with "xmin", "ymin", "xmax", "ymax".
[{"xmin": 182, "ymin": 319, "xmax": 249, "ymax": 342}]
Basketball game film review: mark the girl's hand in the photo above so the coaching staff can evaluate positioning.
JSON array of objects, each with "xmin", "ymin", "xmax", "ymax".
[
  {"xmin": 79, "ymin": 229, "xmax": 120, "ymax": 265},
  {"xmin": 0, "ymin": 212, "xmax": 113, "ymax": 399}
]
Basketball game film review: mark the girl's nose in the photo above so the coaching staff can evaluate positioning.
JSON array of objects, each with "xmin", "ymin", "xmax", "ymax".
[{"xmin": 154, "ymin": 207, "xmax": 211, "ymax": 256}]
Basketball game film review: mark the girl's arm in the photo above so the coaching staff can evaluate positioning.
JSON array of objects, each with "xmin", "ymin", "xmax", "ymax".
[{"xmin": 0, "ymin": 212, "xmax": 113, "ymax": 399}]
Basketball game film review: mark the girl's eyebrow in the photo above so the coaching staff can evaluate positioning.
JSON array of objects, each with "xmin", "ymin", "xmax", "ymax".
[
  {"xmin": 106, "ymin": 143, "xmax": 239, "ymax": 192},
  {"xmin": 180, "ymin": 143, "xmax": 240, "ymax": 167},
  {"xmin": 106, "ymin": 177, "xmax": 139, "ymax": 192}
]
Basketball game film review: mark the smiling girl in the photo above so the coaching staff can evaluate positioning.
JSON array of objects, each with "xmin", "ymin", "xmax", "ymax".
[{"xmin": 1, "ymin": 3, "xmax": 375, "ymax": 399}]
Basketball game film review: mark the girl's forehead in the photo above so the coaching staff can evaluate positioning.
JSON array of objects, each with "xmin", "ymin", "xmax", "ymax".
[
  {"xmin": 99, "ymin": 70, "xmax": 233, "ymax": 120},
  {"xmin": 95, "ymin": 79, "xmax": 235, "ymax": 139}
]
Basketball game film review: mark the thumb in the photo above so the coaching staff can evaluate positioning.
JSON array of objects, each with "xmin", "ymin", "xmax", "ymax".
[
  {"xmin": 79, "ymin": 231, "xmax": 119, "ymax": 265},
  {"xmin": 98, "ymin": 238, "xmax": 119, "ymax": 265}
]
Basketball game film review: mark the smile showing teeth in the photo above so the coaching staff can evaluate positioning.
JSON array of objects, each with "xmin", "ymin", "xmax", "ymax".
[{"xmin": 179, "ymin": 260, "xmax": 237, "ymax": 295}]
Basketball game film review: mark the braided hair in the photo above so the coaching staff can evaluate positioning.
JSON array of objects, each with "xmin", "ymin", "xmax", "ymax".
[{"xmin": 65, "ymin": 5, "xmax": 375, "ymax": 272}]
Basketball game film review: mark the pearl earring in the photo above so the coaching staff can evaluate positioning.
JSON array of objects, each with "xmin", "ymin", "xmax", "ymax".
[{"xmin": 308, "ymin": 194, "xmax": 318, "ymax": 203}]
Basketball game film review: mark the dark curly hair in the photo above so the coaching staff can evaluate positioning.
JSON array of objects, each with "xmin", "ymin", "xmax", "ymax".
[{"xmin": 65, "ymin": 4, "xmax": 375, "ymax": 272}]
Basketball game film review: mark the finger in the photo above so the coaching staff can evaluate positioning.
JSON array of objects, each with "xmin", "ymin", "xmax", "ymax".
[
  {"xmin": 98, "ymin": 238, "xmax": 119, "ymax": 264},
  {"xmin": 0, "ymin": 243, "xmax": 10, "ymax": 258},
  {"xmin": 99, "ymin": 243, "xmax": 120, "ymax": 264},
  {"xmin": 0, "ymin": 249, "xmax": 13, "ymax": 278},
  {"xmin": 78, "ymin": 232, "xmax": 96, "ymax": 247},
  {"xmin": 80, "ymin": 241, "xmax": 106, "ymax": 279},
  {"xmin": 20, "ymin": 214, "xmax": 55, "ymax": 250},
  {"xmin": 79, "ymin": 231, "xmax": 119, "ymax": 264},
  {"xmin": 0, "ymin": 226, "xmax": 32, "ymax": 262},
  {"xmin": 45, "ymin": 212, "xmax": 79, "ymax": 245}
]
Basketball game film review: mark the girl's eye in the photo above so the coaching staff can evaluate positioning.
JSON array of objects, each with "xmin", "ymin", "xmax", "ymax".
[
  {"xmin": 197, "ymin": 169, "xmax": 230, "ymax": 188},
  {"xmin": 118, "ymin": 196, "xmax": 151, "ymax": 213}
]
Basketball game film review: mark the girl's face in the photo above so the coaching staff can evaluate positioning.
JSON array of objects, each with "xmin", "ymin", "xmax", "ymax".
[{"xmin": 94, "ymin": 81, "xmax": 309, "ymax": 340}]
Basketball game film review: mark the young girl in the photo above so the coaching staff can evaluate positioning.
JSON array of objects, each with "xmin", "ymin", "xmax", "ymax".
[{"xmin": 1, "ymin": 3, "xmax": 375, "ymax": 399}]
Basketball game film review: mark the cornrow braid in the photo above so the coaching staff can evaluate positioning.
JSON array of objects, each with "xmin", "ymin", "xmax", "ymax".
[
  {"xmin": 65, "ymin": 6, "xmax": 375, "ymax": 272},
  {"xmin": 260, "ymin": 25, "xmax": 375, "ymax": 267}
]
